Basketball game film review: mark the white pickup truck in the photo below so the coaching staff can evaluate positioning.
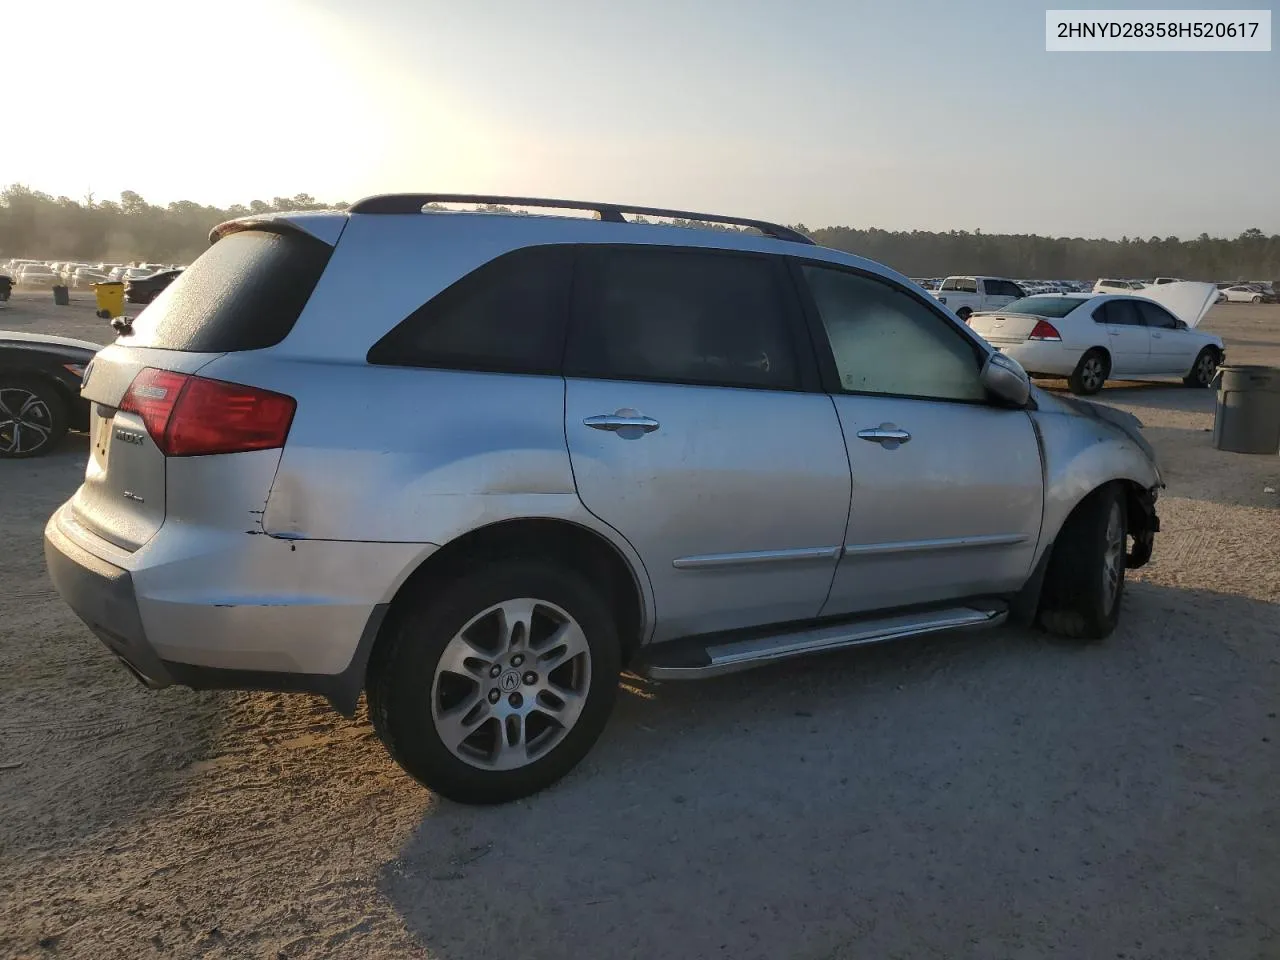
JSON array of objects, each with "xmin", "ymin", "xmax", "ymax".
[{"xmin": 929, "ymin": 276, "xmax": 1026, "ymax": 322}]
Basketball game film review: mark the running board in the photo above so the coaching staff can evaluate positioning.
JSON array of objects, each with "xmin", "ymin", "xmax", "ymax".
[{"xmin": 637, "ymin": 603, "xmax": 1007, "ymax": 680}]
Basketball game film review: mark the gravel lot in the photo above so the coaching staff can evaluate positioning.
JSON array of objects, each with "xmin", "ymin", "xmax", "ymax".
[{"xmin": 2, "ymin": 292, "xmax": 1278, "ymax": 960}]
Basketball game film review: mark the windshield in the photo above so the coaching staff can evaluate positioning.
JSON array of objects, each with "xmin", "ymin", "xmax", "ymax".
[{"xmin": 998, "ymin": 296, "xmax": 1086, "ymax": 318}]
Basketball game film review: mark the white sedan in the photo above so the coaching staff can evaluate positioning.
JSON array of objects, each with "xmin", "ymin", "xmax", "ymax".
[
  {"xmin": 1221, "ymin": 285, "xmax": 1267, "ymax": 303},
  {"xmin": 968, "ymin": 285, "xmax": 1223, "ymax": 396}
]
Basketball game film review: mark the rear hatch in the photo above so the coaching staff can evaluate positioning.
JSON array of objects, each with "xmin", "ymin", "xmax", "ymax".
[{"xmin": 70, "ymin": 222, "xmax": 340, "ymax": 551}]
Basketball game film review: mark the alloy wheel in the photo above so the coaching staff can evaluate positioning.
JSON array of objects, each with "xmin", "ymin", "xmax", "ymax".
[
  {"xmin": 1101, "ymin": 501, "xmax": 1125, "ymax": 615},
  {"xmin": 1082, "ymin": 357, "xmax": 1104, "ymax": 392},
  {"xmin": 1196, "ymin": 352, "xmax": 1218, "ymax": 385},
  {"xmin": 431, "ymin": 598, "xmax": 592, "ymax": 771},
  {"xmin": 0, "ymin": 388, "xmax": 54, "ymax": 455}
]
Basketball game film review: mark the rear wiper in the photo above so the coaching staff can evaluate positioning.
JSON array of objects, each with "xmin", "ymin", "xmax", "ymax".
[{"xmin": 111, "ymin": 316, "xmax": 134, "ymax": 336}]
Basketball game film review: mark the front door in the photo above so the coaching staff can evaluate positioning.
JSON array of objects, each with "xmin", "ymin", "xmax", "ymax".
[
  {"xmin": 563, "ymin": 244, "xmax": 853, "ymax": 643},
  {"xmin": 793, "ymin": 262, "xmax": 1044, "ymax": 615},
  {"xmin": 1136, "ymin": 300, "xmax": 1201, "ymax": 374}
]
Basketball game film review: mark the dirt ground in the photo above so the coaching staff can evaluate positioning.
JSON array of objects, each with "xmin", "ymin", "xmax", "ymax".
[{"xmin": 2, "ymin": 292, "xmax": 1278, "ymax": 960}]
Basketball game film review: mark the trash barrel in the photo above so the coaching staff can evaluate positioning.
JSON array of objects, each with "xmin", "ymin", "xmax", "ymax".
[
  {"xmin": 52, "ymin": 284, "xmax": 70, "ymax": 306},
  {"xmin": 93, "ymin": 281, "xmax": 125, "ymax": 319},
  {"xmin": 1212, "ymin": 365, "xmax": 1280, "ymax": 454}
]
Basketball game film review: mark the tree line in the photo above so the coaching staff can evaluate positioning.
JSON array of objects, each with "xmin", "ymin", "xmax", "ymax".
[{"xmin": 2, "ymin": 184, "xmax": 1277, "ymax": 282}]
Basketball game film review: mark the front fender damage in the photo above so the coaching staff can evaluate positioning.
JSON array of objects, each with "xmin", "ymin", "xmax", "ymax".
[{"xmin": 1029, "ymin": 387, "xmax": 1164, "ymax": 573}]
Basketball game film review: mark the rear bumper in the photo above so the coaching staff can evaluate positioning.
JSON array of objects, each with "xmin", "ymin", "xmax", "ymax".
[
  {"xmin": 991, "ymin": 341, "xmax": 1080, "ymax": 378},
  {"xmin": 44, "ymin": 502, "xmax": 426, "ymax": 714},
  {"xmin": 44, "ymin": 517, "xmax": 172, "ymax": 688}
]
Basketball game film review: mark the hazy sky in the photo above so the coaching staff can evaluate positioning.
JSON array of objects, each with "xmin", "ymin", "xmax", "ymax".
[{"xmin": 2, "ymin": 0, "xmax": 1275, "ymax": 238}]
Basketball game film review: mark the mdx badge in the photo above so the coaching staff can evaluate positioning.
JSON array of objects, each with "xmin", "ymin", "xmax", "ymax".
[{"xmin": 115, "ymin": 429, "xmax": 145, "ymax": 446}]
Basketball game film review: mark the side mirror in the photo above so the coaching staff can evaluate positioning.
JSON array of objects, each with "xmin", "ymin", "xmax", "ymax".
[{"xmin": 981, "ymin": 350, "xmax": 1030, "ymax": 407}]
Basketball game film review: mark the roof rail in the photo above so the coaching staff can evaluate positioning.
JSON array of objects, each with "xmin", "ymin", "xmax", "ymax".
[{"xmin": 347, "ymin": 193, "xmax": 814, "ymax": 245}]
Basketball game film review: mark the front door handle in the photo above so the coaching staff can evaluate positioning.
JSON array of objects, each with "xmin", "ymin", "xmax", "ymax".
[
  {"xmin": 583, "ymin": 411, "xmax": 661, "ymax": 437},
  {"xmin": 856, "ymin": 423, "xmax": 911, "ymax": 448}
]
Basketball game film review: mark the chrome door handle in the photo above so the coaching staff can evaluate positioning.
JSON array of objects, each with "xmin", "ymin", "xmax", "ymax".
[
  {"xmin": 1151, "ymin": 332, "xmax": 1163, "ymax": 338},
  {"xmin": 583, "ymin": 414, "xmax": 661, "ymax": 433},
  {"xmin": 856, "ymin": 424, "xmax": 911, "ymax": 447}
]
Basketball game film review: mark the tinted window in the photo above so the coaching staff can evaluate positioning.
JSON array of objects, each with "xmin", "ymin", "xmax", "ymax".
[
  {"xmin": 369, "ymin": 245, "xmax": 572, "ymax": 374},
  {"xmin": 1096, "ymin": 300, "xmax": 1144, "ymax": 326},
  {"xmin": 802, "ymin": 265, "xmax": 986, "ymax": 402},
  {"xmin": 942, "ymin": 277, "xmax": 978, "ymax": 293},
  {"xmin": 1002, "ymin": 296, "xmax": 1086, "ymax": 318},
  {"xmin": 1136, "ymin": 302, "xmax": 1181, "ymax": 328},
  {"xmin": 128, "ymin": 229, "xmax": 332, "ymax": 352},
  {"xmin": 564, "ymin": 246, "xmax": 799, "ymax": 390}
]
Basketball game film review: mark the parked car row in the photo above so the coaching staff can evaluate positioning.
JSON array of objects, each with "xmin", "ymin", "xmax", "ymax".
[{"xmin": 1, "ymin": 258, "xmax": 187, "ymax": 290}]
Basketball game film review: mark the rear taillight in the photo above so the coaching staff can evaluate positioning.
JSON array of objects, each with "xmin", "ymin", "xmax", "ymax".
[
  {"xmin": 1028, "ymin": 320, "xmax": 1062, "ymax": 341},
  {"xmin": 119, "ymin": 367, "xmax": 295, "ymax": 457}
]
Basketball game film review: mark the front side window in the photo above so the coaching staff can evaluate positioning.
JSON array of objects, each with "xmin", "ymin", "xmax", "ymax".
[
  {"xmin": 802, "ymin": 265, "xmax": 987, "ymax": 402},
  {"xmin": 564, "ymin": 246, "xmax": 799, "ymax": 390},
  {"xmin": 1136, "ymin": 301, "xmax": 1181, "ymax": 329}
]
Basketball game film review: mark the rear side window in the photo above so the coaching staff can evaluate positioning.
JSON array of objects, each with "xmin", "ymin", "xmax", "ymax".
[
  {"xmin": 1096, "ymin": 300, "xmax": 1144, "ymax": 326},
  {"xmin": 942, "ymin": 277, "xmax": 978, "ymax": 293},
  {"xmin": 564, "ymin": 246, "xmax": 799, "ymax": 390},
  {"xmin": 368, "ymin": 245, "xmax": 572, "ymax": 374},
  {"xmin": 127, "ymin": 229, "xmax": 332, "ymax": 351}
]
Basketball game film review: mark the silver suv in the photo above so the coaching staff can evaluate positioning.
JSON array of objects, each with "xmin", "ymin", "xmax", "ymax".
[{"xmin": 45, "ymin": 194, "xmax": 1162, "ymax": 804}]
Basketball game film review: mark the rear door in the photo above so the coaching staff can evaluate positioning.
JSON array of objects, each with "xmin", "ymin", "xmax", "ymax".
[
  {"xmin": 1092, "ymin": 299, "xmax": 1151, "ymax": 375},
  {"xmin": 793, "ymin": 261, "xmax": 1043, "ymax": 615},
  {"xmin": 71, "ymin": 226, "xmax": 335, "ymax": 551},
  {"xmin": 563, "ymin": 244, "xmax": 852, "ymax": 642}
]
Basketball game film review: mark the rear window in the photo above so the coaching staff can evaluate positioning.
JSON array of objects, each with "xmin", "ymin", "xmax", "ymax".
[
  {"xmin": 1000, "ymin": 296, "xmax": 1084, "ymax": 318},
  {"xmin": 126, "ymin": 229, "xmax": 332, "ymax": 351}
]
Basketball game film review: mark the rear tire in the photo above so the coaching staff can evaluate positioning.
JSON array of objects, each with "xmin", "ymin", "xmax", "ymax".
[
  {"xmin": 1068, "ymin": 349, "xmax": 1109, "ymax": 396},
  {"xmin": 0, "ymin": 377, "xmax": 68, "ymax": 458},
  {"xmin": 1252, "ymin": 295, "xmax": 1262, "ymax": 303},
  {"xmin": 367, "ymin": 559, "xmax": 621, "ymax": 804},
  {"xmin": 1037, "ymin": 484, "xmax": 1127, "ymax": 642},
  {"xmin": 1182, "ymin": 347, "xmax": 1220, "ymax": 388},
  {"xmin": 956, "ymin": 307, "xmax": 973, "ymax": 323}
]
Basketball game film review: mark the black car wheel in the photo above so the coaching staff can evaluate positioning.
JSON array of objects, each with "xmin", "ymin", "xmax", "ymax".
[
  {"xmin": 0, "ymin": 377, "xmax": 68, "ymax": 458},
  {"xmin": 1183, "ymin": 347, "xmax": 1220, "ymax": 388},
  {"xmin": 1068, "ymin": 349, "xmax": 1110, "ymax": 396},
  {"xmin": 1038, "ymin": 483, "xmax": 1128, "ymax": 641}
]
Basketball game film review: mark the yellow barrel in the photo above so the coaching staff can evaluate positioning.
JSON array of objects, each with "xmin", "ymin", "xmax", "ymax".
[{"xmin": 93, "ymin": 281, "xmax": 125, "ymax": 319}]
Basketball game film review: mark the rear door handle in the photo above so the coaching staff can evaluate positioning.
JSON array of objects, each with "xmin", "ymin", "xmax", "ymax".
[
  {"xmin": 856, "ymin": 424, "xmax": 911, "ymax": 448},
  {"xmin": 583, "ymin": 413, "xmax": 661, "ymax": 434}
]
